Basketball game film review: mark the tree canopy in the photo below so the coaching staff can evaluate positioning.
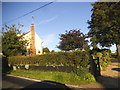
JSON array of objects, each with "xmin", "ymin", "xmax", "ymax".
[
  {"xmin": 57, "ymin": 30, "xmax": 89, "ymax": 51},
  {"xmin": 88, "ymin": 2, "xmax": 120, "ymax": 55},
  {"xmin": 2, "ymin": 24, "xmax": 28, "ymax": 56},
  {"xmin": 43, "ymin": 47, "xmax": 50, "ymax": 53}
]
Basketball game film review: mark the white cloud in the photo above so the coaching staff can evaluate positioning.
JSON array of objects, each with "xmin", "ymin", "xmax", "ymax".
[{"xmin": 38, "ymin": 16, "xmax": 57, "ymax": 25}]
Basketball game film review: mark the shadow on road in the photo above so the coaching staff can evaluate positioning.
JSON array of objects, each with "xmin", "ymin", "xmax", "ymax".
[
  {"xmin": 112, "ymin": 68, "xmax": 120, "ymax": 72},
  {"xmin": 20, "ymin": 80, "xmax": 72, "ymax": 89},
  {"xmin": 96, "ymin": 74, "xmax": 119, "ymax": 89},
  {"xmin": 2, "ymin": 74, "xmax": 72, "ymax": 89},
  {"xmin": 110, "ymin": 59, "xmax": 119, "ymax": 63}
]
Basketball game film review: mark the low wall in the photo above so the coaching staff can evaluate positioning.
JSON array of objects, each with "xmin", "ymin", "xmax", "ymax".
[{"xmin": 10, "ymin": 65, "xmax": 89, "ymax": 73}]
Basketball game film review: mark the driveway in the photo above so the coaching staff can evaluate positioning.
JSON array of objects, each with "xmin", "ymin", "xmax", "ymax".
[{"xmin": 80, "ymin": 59, "xmax": 120, "ymax": 89}]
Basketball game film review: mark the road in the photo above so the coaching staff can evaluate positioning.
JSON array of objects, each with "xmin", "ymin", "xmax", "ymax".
[{"xmin": 2, "ymin": 74, "xmax": 84, "ymax": 90}]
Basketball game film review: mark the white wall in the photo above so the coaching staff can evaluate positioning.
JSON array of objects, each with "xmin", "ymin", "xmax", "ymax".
[
  {"xmin": 35, "ymin": 32, "xmax": 43, "ymax": 54},
  {"xmin": 23, "ymin": 32, "xmax": 43, "ymax": 55}
]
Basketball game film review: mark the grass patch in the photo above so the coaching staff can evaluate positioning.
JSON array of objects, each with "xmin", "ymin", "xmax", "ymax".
[{"xmin": 10, "ymin": 70, "xmax": 96, "ymax": 85}]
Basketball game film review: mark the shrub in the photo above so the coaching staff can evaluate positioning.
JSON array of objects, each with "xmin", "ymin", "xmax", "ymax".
[
  {"xmin": 96, "ymin": 52, "xmax": 103, "ymax": 58},
  {"xmin": 101, "ymin": 49, "xmax": 111, "ymax": 53},
  {"xmin": 8, "ymin": 51, "xmax": 90, "ymax": 70},
  {"xmin": 82, "ymin": 73, "xmax": 96, "ymax": 82},
  {"xmin": 89, "ymin": 49, "xmax": 111, "ymax": 71},
  {"xmin": 2, "ymin": 55, "xmax": 12, "ymax": 73},
  {"xmin": 102, "ymin": 51, "xmax": 111, "ymax": 58}
]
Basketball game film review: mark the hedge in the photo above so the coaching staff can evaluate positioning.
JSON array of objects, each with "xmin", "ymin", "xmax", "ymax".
[
  {"xmin": 90, "ymin": 50, "xmax": 111, "ymax": 70},
  {"xmin": 8, "ymin": 50, "xmax": 90, "ymax": 69}
]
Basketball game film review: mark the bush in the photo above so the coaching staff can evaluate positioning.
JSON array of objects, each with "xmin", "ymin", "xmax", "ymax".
[
  {"xmin": 2, "ymin": 55, "xmax": 12, "ymax": 73},
  {"xmin": 96, "ymin": 52, "xmax": 103, "ymax": 58},
  {"xmin": 8, "ymin": 51, "xmax": 90, "ymax": 70},
  {"xmin": 82, "ymin": 73, "xmax": 96, "ymax": 82},
  {"xmin": 90, "ymin": 49, "xmax": 111, "ymax": 70},
  {"xmin": 101, "ymin": 49, "xmax": 111, "ymax": 53}
]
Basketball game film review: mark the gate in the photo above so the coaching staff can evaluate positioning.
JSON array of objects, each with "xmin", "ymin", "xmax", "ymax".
[{"xmin": 89, "ymin": 57, "xmax": 101, "ymax": 78}]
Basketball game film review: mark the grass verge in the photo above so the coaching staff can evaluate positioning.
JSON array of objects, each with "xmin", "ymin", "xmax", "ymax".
[{"xmin": 10, "ymin": 70, "xmax": 96, "ymax": 85}]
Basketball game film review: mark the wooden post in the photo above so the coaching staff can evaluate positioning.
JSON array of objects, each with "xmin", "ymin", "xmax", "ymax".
[
  {"xmin": 89, "ymin": 56, "xmax": 97, "ymax": 77},
  {"xmin": 97, "ymin": 57, "xmax": 101, "ymax": 76},
  {"xmin": 90, "ymin": 56, "xmax": 101, "ymax": 78}
]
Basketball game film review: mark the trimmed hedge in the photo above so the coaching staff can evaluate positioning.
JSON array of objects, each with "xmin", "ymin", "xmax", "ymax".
[{"xmin": 8, "ymin": 51, "xmax": 90, "ymax": 69}]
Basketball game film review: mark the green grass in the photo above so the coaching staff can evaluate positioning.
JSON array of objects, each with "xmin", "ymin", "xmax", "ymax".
[{"xmin": 10, "ymin": 70, "xmax": 96, "ymax": 85}]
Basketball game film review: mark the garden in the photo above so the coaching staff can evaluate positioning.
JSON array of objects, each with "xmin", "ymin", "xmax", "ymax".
[{"xmin": 2, "ymin": 49, "xmax": 112, "ymax": 86}]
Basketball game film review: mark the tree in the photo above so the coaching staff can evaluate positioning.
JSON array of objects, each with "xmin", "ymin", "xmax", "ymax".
[
  {"xmin": 88, "ymin": 2, "xmax": 120, "ymax": 56},
  {"xmin": 90, "ymin": 36, "xmax": 99, "ymax": 49},
  {"xmin": 57, "ymin": 30, "xmax": 89, "ymax": 51},
  {"xmin": 43, "ymin": 47, "xmax": 50, "ymax": 53},
  {"xmin": 2, "ymin": 24, "xmax": 28, "ymax": 57},
  {"xmin": 51, "ymin": 50, "xmax": 55, "ymax": 52}
]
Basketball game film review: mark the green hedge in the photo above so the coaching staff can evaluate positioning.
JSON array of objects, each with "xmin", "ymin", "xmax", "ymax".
[
  {"xmin": 8, "ymin": 50, "xmax": 90, "ymax": 68},
  {"xmin": 90, "ymin": 50, "xmax": 111, "ymax": 70}
]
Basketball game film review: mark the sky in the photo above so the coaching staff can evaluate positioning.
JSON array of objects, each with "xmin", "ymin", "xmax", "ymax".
[{"xmin": 2, "ymin": 1, "xmax": 116, "ymax": 52}]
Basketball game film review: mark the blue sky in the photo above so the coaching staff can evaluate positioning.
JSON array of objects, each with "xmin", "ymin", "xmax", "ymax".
[{"xmin": 2, "ymin": 2, "xmax": 116, "ymax": 52}]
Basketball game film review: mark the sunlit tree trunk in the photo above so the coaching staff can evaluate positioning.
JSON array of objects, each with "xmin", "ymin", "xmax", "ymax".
[{"xmin": 116, "ymin": 44, "xmax": 120, "ymax": 56}]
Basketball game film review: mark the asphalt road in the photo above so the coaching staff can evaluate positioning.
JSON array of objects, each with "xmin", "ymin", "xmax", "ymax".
[{"xmin": 2, "ymin": 74, "xmax": 85, "ymax": 90}]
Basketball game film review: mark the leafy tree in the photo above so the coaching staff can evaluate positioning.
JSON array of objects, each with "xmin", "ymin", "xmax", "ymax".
[
  {"xmin": 51, "ymin": 50, "xmax": 55, "ymax": 52},
  {"xmin": 43, "ymin": 47, "xmax": 50, "ymax": 53},
  {"xmin": 90, "ymin": 36, "xmax": 99, "ymax": 49},
  {"xmin": 2, "ymin": 24, "xmax": 28, "ymax": 57},
  {"xmin": 88, "ymin": 2, "xmax": 120, "ymax": 56},
  {"xmin": 57, "ymin": 30, "xmax": 89, "ymax": 51}
]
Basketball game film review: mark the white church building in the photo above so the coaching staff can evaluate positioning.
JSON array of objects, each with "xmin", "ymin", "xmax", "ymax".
[{"xmin": 23, "ymin": 24, "xmax": 43, "ymax": 55}]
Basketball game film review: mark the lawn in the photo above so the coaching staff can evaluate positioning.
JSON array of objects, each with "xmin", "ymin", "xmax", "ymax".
[{"xmin": 10, "ymin": 70, "xmax": 96, "ymax": 85}]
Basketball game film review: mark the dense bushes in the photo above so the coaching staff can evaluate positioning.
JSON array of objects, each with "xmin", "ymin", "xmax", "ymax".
[
  {"xmin": 89, "ymin": 49, "xmax": 111, "ymax": 70},
  {"xmin": 2, "ymin": 55, "xmax": 12, "ymax": 73},
  {"xmin": 8, "ymin": 49, "xmax": 112, "ymax": 74},
  {"xmin": 8, "ymin": 51, "xmax": 97, "ymax": 84},
  {"xmin": 8, "ymin": 50, "xmax": 90, "ymax": 69}
]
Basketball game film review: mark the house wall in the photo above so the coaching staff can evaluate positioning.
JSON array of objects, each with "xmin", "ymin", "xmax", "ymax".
[
  {"xmin": 23, "ymin": 32, "xmax": 43, "ymax": 55},
  {"xmin": 35, "ymin": 32, "xmax": 43, "ymax": 54}
]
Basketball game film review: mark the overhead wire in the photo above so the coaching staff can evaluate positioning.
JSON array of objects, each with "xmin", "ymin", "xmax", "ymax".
[{"xmin": 1, "ymin": 1, "xmax": 56, "ymax": 26}]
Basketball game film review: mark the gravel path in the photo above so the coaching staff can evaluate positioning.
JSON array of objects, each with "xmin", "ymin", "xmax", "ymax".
[
  {"xmin": 101, "ymin": 60, "xmax": 119, "ymax": 78},
  {"xmin": 79, "ymin": 59, "xmax": 120, "ymax": 89}
]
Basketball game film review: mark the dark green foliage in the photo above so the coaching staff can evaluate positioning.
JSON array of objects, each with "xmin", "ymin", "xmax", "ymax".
[
  {"xmin": 57, "ymin": 30, "xmax": 89, "ymax": 51},
  {"xmin": 111, "ymin": 52, "xmax": 117, "ymax": 58},
  {"xmin": 90, "ymin": 36, "xmax": 98, "ymax": 49},
  {"xmin": 8, "ymin": 51, "xmax": 90, "ymax": 70},
  {"xmin": 51, "ymin": 50, "xmax": 55, "ymax": 52},
  {"xmin": 90, "ymin": 49, "xmax": 111, "ymax": 70},
  {"xmin": 2, "ymin": 55, "xmax": 12, "ymax": 73},
  {"xmin": 43, "ymin": 47, "xmax": 50, "ymax": 53},
  {"xmin": 2, "ymin": 24, "xmax": 28, "ymax": 57},
  {"xmin": 88, "ymin": 2, "xmax": 120, "ymax": 56}
]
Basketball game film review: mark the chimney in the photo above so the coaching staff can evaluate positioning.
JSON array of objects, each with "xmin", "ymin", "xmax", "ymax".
[
  {"xmin": 11, "ymin": 28, "xmax": 15, "ymax": 32},
  {"xmin": 30, "ymin": 24, "xmax": 36, "ymax": 55}
]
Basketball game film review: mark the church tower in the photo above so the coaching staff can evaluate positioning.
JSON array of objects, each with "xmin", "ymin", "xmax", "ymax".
[{"xmin": 30, "ymin": 24, "xmax": 36, "ymax": 55}]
